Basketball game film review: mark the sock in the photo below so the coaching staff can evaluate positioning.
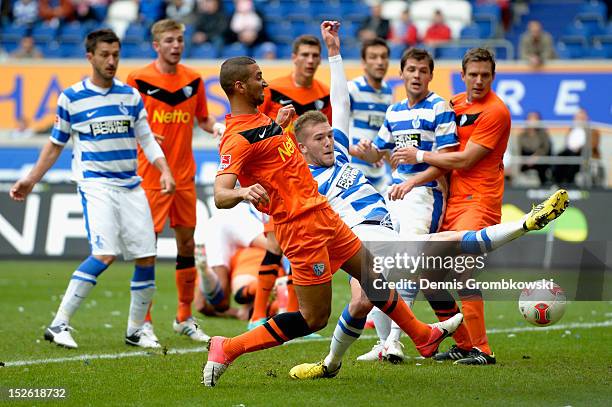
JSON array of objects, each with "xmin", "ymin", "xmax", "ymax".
[
  {"xmin": 461, "ymin": 219, "xmax": 526, "ymax": 254},
  {"xmin": 387, "ymin": 281, "xmax": 418, "ymax": 342},
  {"xmin": 128, "ymin": 265, "xmax": 156, "ymax": 336},
  {"xmin": 426, "ymin": 290, "xmax": 472, "ymax": 351},
  {"xmin": 324, "ymin": 304, "xmax": 366, "ymax": 370},
  {"xmin": 459, "ymin": 289, "xmax": 491, "ymax": 354},
  {"xmin": 286, "ymin": 272, "xmax": 299, "ymax": 312},
  {"xmin": 251, "ymin": 251, "xmax": 282, "ymax": 321},
  {"xmin": 144, "ymin": 303, "xmax": 153, "ymax": 323},
  {"xmin": 370, "ymin": 308, "xmax": 391, "ymax": 342},
  {"xmin": 360, "ymin": 273, "xmax": 431, "ymax": 346},
  {"xmin": 176, "ymin": 255, "xmax": 196, "ymax": 322},
  {"xmin": 222, "ymin": 311, "xmax": 312, "ymax": 362},
  {"xmin": 234, "ymin": 281, "xmax": 257, "ymax": 304},
  {"xmin": 52, "ymin": 256, "xmax": 108, "ymax": 326},
  {"xmin": 203, "ymin": 267, "xmax": 225, "ymax": 306}
]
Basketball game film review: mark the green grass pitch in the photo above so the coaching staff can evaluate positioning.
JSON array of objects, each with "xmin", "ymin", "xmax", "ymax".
[{"xmin": 1, "ymin": 260, "xmax": 610, "ymax": 406}]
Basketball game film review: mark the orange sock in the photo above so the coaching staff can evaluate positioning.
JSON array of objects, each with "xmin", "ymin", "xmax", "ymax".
[
  {"xmin": 223, "ymin": 311, "xmax": 310, "ymax": 361},
  {"xmin": 176, "ymin": 256, "xmax": 196, "ymax": 322},
  {"xmin": 286, "ymin": 273, "xmax": 299, "ymax": 312},
  {"xmin": 376, "ymin": 289, "xmax": 431, "ymax": 345},
  {"xmin": 461, "ymin": 297, "xmax": 491, "ymax": 354},
  {"xmin": 251, "ymin": 251, "xmax": 282, "ymax": 321}
]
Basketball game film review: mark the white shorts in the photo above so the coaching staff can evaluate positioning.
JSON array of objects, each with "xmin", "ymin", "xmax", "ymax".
[
  {"xmin": 351, "ymin": 223, "xmax": 399, "ymax": 242},
  {"xmin": 78, "ymin": 183, "xmax": 156, "ymax": 260},
  {"xmin": 387, "ymin": 186, "xmax": 446, "ymax": 239}
]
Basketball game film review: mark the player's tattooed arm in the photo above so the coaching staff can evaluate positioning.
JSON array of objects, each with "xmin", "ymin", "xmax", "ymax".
[
  {"xmin": 9, "ymin": 141, "xmax": 64, "ymax": 201},
  {"xmin": 214, "ymin": 173, "xmax": 270, "ymax": 209}
]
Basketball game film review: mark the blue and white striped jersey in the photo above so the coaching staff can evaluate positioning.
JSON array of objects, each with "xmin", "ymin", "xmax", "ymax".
[
  {"xmin": 347, "ymin": 76, "xmax": 393, "ymax": 182},
  {"xmin": 307, "ymin": 56, "xmax": 390, "ymax": 229},
  {"xmin": 51, "ymin": 78, "xmax": 151, "ymax": 188},
  {"xmin": 309, "ymin": 128, "xmax": 390, "ymax": 229},
  {"xmin": 374, "ymin": 92, "xmax": 458, "ymax": 188}
]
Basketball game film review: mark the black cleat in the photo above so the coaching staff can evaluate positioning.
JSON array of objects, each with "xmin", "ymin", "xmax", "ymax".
[
  {"xmin": 433, "ymin": 344, "xmax": 472, "ymax": 361},
  {"xmin": 454, "ymin": 348, "xmax": 496, "ymax": 365}
]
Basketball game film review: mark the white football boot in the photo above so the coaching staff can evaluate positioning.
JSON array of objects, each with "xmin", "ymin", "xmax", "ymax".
[
  {"xmin": 44, "ymin": 324, "xmax": 78, "ymax": 349},
  {"xmin": 356, "ymin": 340, "xmax": 385, "ymax": 361},
  {"xmin": 173, "ymin": 317, "xmax": 210, "ymax": 342}
]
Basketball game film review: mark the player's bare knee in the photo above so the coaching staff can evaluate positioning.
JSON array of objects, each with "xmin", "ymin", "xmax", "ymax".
[
  {"xmin": 94, "ymin": 255, "xmax": 116, "ymax": 266},
  {"xmin": 177, "ymin": 238, "xmax": 195, "ymax": 257},
  {"xmin": 301, "ymin": 308, "xmax": 330, "ymax": 331},
  {"xmin": 134, "ymin": 256, "xmax": 156, "ymax": 267}
]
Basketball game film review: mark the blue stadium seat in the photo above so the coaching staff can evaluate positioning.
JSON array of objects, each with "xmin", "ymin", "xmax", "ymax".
[
  {"xmin": 1, "ymin": 39, "xmax": 19, "ymax": 53},
  {"xmin": 31, "ymin": 22, "xmax": 58, "ymax": 44},
  {"xmin": 139, "ymin": 0, "xmax": 165, "ymax": 26},
  {"xmin": 578, "ymin": 1, "xmax": 607, "ymax": 18},
  {"xmin": 436, "ymin": 46, "xmax": 469, "ymax": 60},
  {"xmin": 389, "ymin": 44, "xmax": 406, "ymax": 59},
  {"xmin": 341, "ymin": 43, "xmax": 361, "ymax": 60},
  {"xmin": 122, "ymin": 43, "xmax": 156, "ymax": 59},
  {"xmin": 575, "ymin": 15, "xmax": 605, "ymax": 37},
  {"xmin": 123, "ymin": 24, "xmax": 148, "ymax": 45},
  {"xmin": 0, "ymin": 23, "xmax": 29, "ymax": 43},
  {"xmin": 266, "ymin": 21, "xmax": 293, "ymax": 44},
  {"xmin": 315, "ymin": 2, "xmax": 343, "ymax": 21},
  {"xmin": 460, "ymin": 24, "xmax": 482, "ymax": 39},
  {"xmin": 42, "ymin": 42, "xmax": 64, "ymax": 58},
  {"xmin": 261, "ymin": 1, "xmax": 286, "ymax": 21},
  {"xmin": 564, "ymin": 23, "xmax": 594, "ymax": 40},
  {"xmin": 189, "ymin": 43, "xmax": 218, "ymax": 59},
  {"xmin": 275, "ymin": 43, "xmax": 293, "ymax": 58},
  {"xmin": 59, "ymin": 22, "xmax": 87, "ymax": 44},
  {"xmin": 286, "ymin": 2, "xmax": 312, "ymax": 21},
  {"xmin": 63, "ymin": 43, "xmax": 84, "ymax": 58},
  {"xmin": 291, "ymin": 21, "xmax": 319, "ymax": 38},
  {"xmin": 474, "ymin": 15, "xmax": 496, "ymax": 39},
  {"xmin": 342, "ymin": 3, "xmax": 369, "ymax": 23},
  {"xmin": 473, "ymin": 4, "xmax": 500, "ymax": 21},
  {"xmin": 220, "ymin": 43, "xmax": 249, "ymax": 58},
  {"xmin": 556, "ymin": 38, "xmax": 588, "ymax": 59}
]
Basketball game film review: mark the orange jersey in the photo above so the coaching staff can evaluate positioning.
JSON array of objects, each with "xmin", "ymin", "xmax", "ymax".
[
  {"xmin": 127, "ymin": 63, "xmax": 209, "ymax": 190},
  {"xmin": 448, "ymin": 90, "xmax": 511, "ymax": 212},
  {"xmin": 260, "ymin": 75, "xmax": 332, "ymax": 134},
  {"xmin": 217, "ymin": 111, "xmax": 327, "ymax": 224},
  {"xmin": 229, "ymin": 246, "xmax": 266, "ymax": 278}
]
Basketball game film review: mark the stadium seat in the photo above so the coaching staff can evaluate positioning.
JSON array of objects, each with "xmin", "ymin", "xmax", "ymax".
[
  {"xmin": 63, "ymin": 44, "xmax": 84, "ymax": 58},
  {"xmin": 474, "ymin": 15, "xmax": 496, "ymax": 39},
  {"xmin": 389, "ymin": 43, "xmax": 406, "ymax": 59},
  {"xmin": 189, "ymin": 43, "xmax": 218, "ymax": 59},
  {"xmin": 275, "ymin": 43, "xmax": 293, "ymax": 59},
  {"xmin": 139, "ymin": 0, "xmax": 165, "ymax": 26},
  {"xmin": 460, "ymin": 24, "xmax": 482, "ymax": 40},
  {"xmin": 0, "ymin": 23, "xmax": 29, "ymax": 43},
  {"xmin": 341, "ymin": 44, "xmax": 361, "ymax": 60},
  {"xmin": 123, "ymin": 24, "xmax": 149, "ymax": 45},
  {"xmin": 556, "ymin": 38, "xmax": 588, "ymax": 59},
  {"xmin": 563, "ymin": 23, "xmax": 595, "ymax": 41},
  {"xmin": 578, "ymin": 1, "xmax": 607, "ymax": 18},
  {"xmin": 266, "ymin": 21, "xmax": 293, "ymax": 45},
  {"xmin": 262, "ymin": 1, "xmax": 285, "ymax": 22},
  {"xmin": 31, "ymin": 22, "xmax": 58, "ymax": 44},
  {"xmin": 435, "ymin": 46, "xmax": 469, "ymax": 60},
  {"xmin": 591, "ymin": 37, "xmax": 612, "ymax": 58},
  {"xmin": 473, "ymin": 3, "xmax": 501, "ymax": 21},
  {"xmin": 122, "ymin": 43, "xmax": 156, "ymax": 59},
  {"xmin": 575, "ymin": 15, "xmax": 605, "ymax": 37},
  {"xmin": 220, "ymin": 43, "xmax": 249, "ymax": 58},
  {"xmin": 42, "ymin": 42, "xmax": 64, "ymax": 59},
  {"xmin": 315, "ymin": 2, "xmax": 343, "ymax": 21},
  {"xmin": 59, "ymin": 22, "xmax": 87, "ymax": 44},
  {"xmin": 286, "ymin": 2, "xmax": 313, "ymax": 21}
]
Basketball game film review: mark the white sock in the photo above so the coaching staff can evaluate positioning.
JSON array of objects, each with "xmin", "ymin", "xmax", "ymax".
[
  {"xmin": 371, "ymin": 307, "xmax": 391, "ymax": 342},
  {"xmin": 324, "ymin": 305, "xmax": 366, "ymax": 370},
  {"xmin": 128, "ymin": 265, "xmax": 156, "ymax": 336},
  {"xmin": 461, "ymin": 219, "xmax": 526, "ymax": 254},
  {"xmin": 51, "ymin": 256, "xmax": 107, "ymax": 327}
]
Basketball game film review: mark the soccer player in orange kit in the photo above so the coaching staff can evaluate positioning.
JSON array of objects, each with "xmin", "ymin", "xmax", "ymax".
[
  {"xmin": 201, "ymin": 21, "xmax": 464, "ymax": 387},
  {"xmin": 127, "ymin": 19, "xmax": 223, "ymax": 343}
]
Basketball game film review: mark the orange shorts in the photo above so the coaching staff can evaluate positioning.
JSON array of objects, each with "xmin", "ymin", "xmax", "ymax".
[
  {"xmin": 229, "ymin": 246, "xmax": 266, "ymax": 293},
  {"xmin": 441, "ymin": 198, "xmax": 501, "ymax": 231},
  {"xmin": 144, "ymin": 185, "xmax": 197, "ymax": 233},
  {"xmin": 274, "ymin": 206, "xmax": 361, "ymax": 286}
]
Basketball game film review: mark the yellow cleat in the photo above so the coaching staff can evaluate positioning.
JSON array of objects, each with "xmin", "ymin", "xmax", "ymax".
[
  {"xmin": 289, "ymin": 360, "xmax": 341, "ymax": 379},
  {"xmin": 523, "ymin": 189, "xmax": 570, "ymax": 231}
]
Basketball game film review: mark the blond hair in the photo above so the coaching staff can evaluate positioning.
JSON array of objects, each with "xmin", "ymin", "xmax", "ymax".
[{"xmin": 151, "ymin": 19, "xmax": 185, "ymax": 42}]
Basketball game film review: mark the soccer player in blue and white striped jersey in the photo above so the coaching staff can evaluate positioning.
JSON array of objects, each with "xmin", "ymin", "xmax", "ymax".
[
  {"xmin": 10, "ymin": 29, "xmax": 174, "ymax": 350},
  {"xmin": 353, "ymin": 48, "xmax": 458, "ymax": 238},
  {"xmin": 346, "ymin": 38, "xmax": 394, "ymax": 192}
]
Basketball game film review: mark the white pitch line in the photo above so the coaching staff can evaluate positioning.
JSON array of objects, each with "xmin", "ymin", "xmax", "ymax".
[{"xmin": 3, "ymin": 320, "xmax": 611, "ymax": 368}]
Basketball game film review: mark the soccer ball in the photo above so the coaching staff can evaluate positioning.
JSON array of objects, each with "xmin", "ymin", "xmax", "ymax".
[{"xmin": 518, "ymin": 280, "xmax": 567, "ymax": 326}]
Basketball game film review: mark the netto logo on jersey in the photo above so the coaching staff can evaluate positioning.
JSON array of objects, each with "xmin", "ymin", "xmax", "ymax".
[
  {"xmin": 278, "ymin": 134, "xmax": 297, "ymax": 162},
  {"xmin": 90, "ymin": 120, "xmax": 131, "ymax": 136},
  {"xmin": 152, "ymin": 109, "xmax": 192, "ymax": 124}
]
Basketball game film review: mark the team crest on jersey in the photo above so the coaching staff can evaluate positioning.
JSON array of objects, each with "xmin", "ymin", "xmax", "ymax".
[
  {"xmin": 314, "ymin": 99, "xmax": 324, "ymax": 110},
  {"xmin": 218, "ymin": 154, "xmax": 231, "ymax": 170},
  {"xmin": 412, "ymin": 115, "xmax": 421, "ymax": 129},
  {"xmin": 119, "ymin": 102, "xmax": 129, "ymax": 115},
  {"xmin": 313, "ymin": 263, "xmax": 325, "ymax": 276},
  {"xmin": 182, "ymin": 86, "xmax": 193, "ymax": 98}
]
